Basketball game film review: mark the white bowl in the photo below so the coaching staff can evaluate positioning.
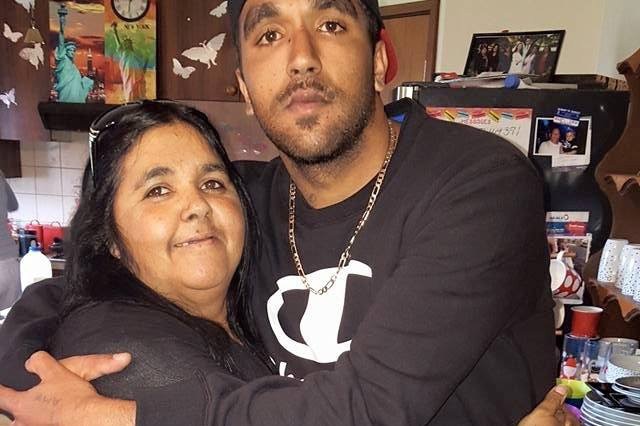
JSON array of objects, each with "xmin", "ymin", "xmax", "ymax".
[
  {"xmin": 606, "ymin": 355, "xmax": 640, "ymax": 382},
  {"xmin": 611, "ymin": 354, "xmax": 640, "ymax": 372}
]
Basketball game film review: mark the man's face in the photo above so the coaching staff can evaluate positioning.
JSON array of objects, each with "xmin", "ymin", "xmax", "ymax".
[
  {"xmin": 566, "ymin": 131, "xmax": 575, "ymax": 142},
  {"xmin": 550, "ymin": 128, "xmax": 561, "ymax": 143},
  {"xmin": 235, "ymin": 0, "xmax": 387, "ymax": 165}
]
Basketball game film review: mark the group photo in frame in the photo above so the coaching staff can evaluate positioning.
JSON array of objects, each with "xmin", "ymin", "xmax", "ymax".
[{"xmin": 463, "ymin": 30, "xmax": 565, "ymax": 80}]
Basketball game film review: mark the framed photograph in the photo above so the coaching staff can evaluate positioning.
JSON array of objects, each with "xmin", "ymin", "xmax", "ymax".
[
  {"xmin": 463, "ymin": 30, "xmax": 565, "ymax": 80},
  {"xmin": 533, "ymin": 116, "xmax": 592, "ymax": 167}
]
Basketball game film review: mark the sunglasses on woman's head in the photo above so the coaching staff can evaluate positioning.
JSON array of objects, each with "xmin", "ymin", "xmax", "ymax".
[{"xmin": 88, "ymin": 100, "xmax": 178, "ymax": 187}]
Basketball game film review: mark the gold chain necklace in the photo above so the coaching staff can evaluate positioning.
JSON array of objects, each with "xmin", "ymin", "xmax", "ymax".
[{"xmin": 288, "ymin": 120, "xmax": 398, "ymax": 295}]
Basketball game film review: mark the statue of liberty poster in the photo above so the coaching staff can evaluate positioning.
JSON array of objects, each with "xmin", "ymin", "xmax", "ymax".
[
  {"xmin": 104, "ymin": 0, "xmax": 156, "ymax": 103},
  {"xmin": 48, "ymin": 1, "xmax": 106, "ymax": 103}
]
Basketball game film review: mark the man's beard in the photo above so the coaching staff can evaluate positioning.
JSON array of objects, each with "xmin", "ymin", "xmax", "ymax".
[{"xmin": 252, "ymin": 74, "xmax": 376, "ymax": 167}]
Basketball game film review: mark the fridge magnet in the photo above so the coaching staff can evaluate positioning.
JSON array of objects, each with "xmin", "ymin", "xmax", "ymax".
[
  {"xmin": 172, "ymin": 57, "xmax": 195, "ymax": 79},
  {"xmin": 3, "ymin": 23, "xmax": 23, "ymax": 42},
  {"xmin": 547, "ymin": 233, "xmax": 591, "ymax": 304},
  {"xmin": 533, "ymin": 116, "xmax": 592, "ymax": 167},
  {"xmin": 181, "ymin": 33, "xmax": 226, "ymax": 69},
  {"xmin": 18, "ymin": 42, "xmax": 43, "ymax": 69},
  {"xmin": 426, "ymin": 107, "xmax": 533, "ymax": 154},
  {"xmin": 104, "ymin": 0, "xmax": 157, "ymax": 103},
  {"xmin": 545, "ymin": 211, "xmax": 590, "ymax": 237},
  {"xmin": 0, "ymin": 88, "xmax": 18, "ymax": 108},
  {"xmin": 49, "ymin": 1, "xmax": 105, "ymax": 103},
  {"xmin": 210, "ymin": 1, "xmax": 228, "ymax": 18}
]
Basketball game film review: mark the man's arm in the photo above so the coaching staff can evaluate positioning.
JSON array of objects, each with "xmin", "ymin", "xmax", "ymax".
[
  {"xmin": 1, "ymin": 149, "xmax": 553, "ymax": 425},
  {"xmin": 141, "ymin": 149, "xmax": 552, "ymax": 425}
]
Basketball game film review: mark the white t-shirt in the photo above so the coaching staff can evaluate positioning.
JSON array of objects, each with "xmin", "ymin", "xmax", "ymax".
[{"xmin": 537, "ymin": 140, "xmax": 562, "ymax": 156}]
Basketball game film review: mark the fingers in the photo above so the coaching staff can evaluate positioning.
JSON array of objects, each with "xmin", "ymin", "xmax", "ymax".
[
  {"xmin": 59, "ymin": 353, "xmax": 132, "ymax": 381},
  {"xmin": 0, "ymin": 384, "xmax": 18, "ymax": 415},
  {"xmin": 536, "ymin": 385, "xmax": 569, "ymax": 415},
  {"xmin": 24, "ymin": 351, "xmax": 68, "ymax": 382}
]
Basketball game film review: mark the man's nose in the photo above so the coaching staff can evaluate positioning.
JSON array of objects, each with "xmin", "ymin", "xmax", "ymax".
[{"xmin": 287, "ymin": 28, "xmax": 322, "ymax": 78}]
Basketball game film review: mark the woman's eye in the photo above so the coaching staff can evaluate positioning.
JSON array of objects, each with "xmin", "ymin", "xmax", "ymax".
[
  {"xmin": 145, "ymin": 186, "xmax": 170, "ymax": 198},
  {"xmin": 201, "ymin": 179, "xmax": 223, "ymax": 192},
  {"xmin": 318, "ymin": 21, "xmax": 344, "ymax": 34},
  {"xmin": 258, "ymin": 29, "xmax": 282, "ymax": 45}
]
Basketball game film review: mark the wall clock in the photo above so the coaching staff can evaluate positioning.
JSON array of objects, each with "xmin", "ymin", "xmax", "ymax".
[{"xmin": 111, "ymin": 0, "xmax": 150, "ymax": 22}]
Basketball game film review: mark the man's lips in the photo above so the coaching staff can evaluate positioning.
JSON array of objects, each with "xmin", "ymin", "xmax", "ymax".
[
  {"xmin": 284, "ymin": 90, "xmax": 328, "ymax": 113},
  {"xmin": 174, "ymin": 232, "xmax": 217, "ymax": 248}
]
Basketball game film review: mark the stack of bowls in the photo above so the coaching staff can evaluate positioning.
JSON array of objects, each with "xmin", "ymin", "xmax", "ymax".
[
  {"xmin": 581, "ymin": 390, "xmax": 640, "ymax": 425},
  {"xmin": 613, "ymin": 377, "xmax": 640, "ymax": 406}
]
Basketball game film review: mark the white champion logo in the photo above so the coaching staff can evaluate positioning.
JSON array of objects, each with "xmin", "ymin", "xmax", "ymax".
[{"xmin": 267, "ymin": 260, "xmax": 372, "ymax": 364}]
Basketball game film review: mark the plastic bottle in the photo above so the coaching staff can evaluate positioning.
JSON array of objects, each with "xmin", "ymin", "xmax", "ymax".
[{"xmin": 19, "ymin": 245, "xmax": 52, "ymax": 291}]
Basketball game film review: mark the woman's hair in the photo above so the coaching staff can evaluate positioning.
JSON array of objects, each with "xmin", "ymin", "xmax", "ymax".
[{"xmin": 62, "ymin": 100, "xmax": 269, "ymax": 377}]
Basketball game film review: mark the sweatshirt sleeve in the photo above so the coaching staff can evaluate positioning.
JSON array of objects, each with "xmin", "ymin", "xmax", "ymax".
[
  {"xmin": 136, "ymin": 150, "xmax": 552, "ymax": 426},
  {"xmin": 0, "ymin": 279, "xmax": 63, "ymax": 391}
]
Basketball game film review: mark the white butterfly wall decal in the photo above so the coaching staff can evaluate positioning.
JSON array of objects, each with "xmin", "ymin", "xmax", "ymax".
[
  {"xmin": 181, "ymin": 33, "xmax": 225, "ymax": 69},
  {"xmin": 19, "ymin": 42, "xmax": 44, "ymax": 70},
  {"xmin": 0, "ymin": 88, "xmax": 18, "ymax": 109},
  {"xmin": 172, "ymin": 58, "xmax": 196, "ymax": 79},
  {"xmin": 210, "ymin": 1, "xmax": 228, "ymax": 18},
  {"xmin": 14, "ymin": 0, "xmax": 34, "ymax": 12},
  {"xmin": 3, "ymin": 23, "xmax": 23, "ymax": 43}
]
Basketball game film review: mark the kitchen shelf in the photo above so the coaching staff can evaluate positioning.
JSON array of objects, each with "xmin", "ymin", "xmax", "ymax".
[
  {"xmin": 604, "ymin": 173, "xmax": 640, "ymax": 196},
  {"xmin": 587, "ymin": 278, "xmax": 640, "ymax": 322}
]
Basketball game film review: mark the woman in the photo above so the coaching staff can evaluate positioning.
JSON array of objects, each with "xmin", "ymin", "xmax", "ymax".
[
  {"xmin": 509, "ymin": 41, "xmax": 525, "ymax": 73},
  {"xmin": 0, "ymin": 169, "xmax": 20, "ymax": 311},
  {"xmin": 49, "ymin": 100, "xmax": 272, "ymax": 398}
]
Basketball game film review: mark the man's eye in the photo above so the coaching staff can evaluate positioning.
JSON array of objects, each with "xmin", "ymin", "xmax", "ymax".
[
  {"xmin": 146, "ymin": 186, "xmax": 170, "ymax": 198},
  {"xmin": 318, "ymin": 21, "xmax": 344, "ymax": 33},
  {"xmin": 258, "ymin": 29, "xmax": 282, "ymax": 45},
  {"xmin": 201, "ymin": 179, "xmax": 224, "ymax": 192}
]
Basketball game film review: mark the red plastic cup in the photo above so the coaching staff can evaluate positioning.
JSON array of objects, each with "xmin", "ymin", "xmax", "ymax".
[{"xmin": 570, "ymin": 306, "xmax": 603, "ymax": 338}]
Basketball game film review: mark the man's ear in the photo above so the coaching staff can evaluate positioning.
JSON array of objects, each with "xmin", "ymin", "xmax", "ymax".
[
  {"xmin": 373, "ymin": 39, "xmax": 389, "ymax": 93},
  {"xmin": 235, "ymin": 68, "xmax": 254, "ymax": 116}
]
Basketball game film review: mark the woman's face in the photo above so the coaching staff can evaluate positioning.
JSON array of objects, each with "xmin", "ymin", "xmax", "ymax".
[{"xmin": 112, "ymin": 122, "xmax": 245, "ymax": 320}]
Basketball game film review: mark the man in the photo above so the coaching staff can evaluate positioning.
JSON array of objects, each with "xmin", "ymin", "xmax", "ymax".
[
  {"xmin": 538, "ymin": 127, "xmax": 563, "ymax": 156},
  {"xmin": 0, "ymin": 169, "xmax": 20, "ymax": 310},
  {"xmin": 0, "ymin": 0, "xmax": 562, "ymax": 424}
]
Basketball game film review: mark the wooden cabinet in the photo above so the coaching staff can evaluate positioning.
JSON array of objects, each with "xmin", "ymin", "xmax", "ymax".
[
  {"xmin": 0, "ymin": 1, "xmax": 50, "ymax": 141},
  {"xmin": 157, "ymin": 1, "xmax": 240, "ymax": 101}
]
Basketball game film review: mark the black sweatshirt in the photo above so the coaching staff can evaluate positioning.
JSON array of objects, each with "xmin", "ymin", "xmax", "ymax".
[{"xmin": 0, "ymin": 99, "xmax": 555, "ymax": 425}]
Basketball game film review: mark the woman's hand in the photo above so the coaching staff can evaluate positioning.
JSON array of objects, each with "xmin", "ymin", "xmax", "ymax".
[
  {"xmin": 0, "ymin": 351, "xmax": 134, "ymax": 426},
  {"xmin": 518, "ymin": 385, "xmax": 580, "ymax": 426}
]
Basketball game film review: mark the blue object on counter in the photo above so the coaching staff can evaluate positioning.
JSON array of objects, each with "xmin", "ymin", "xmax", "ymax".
[{"xmin": 504, "ymin": 74, "xmax": 521, "ymax": 89}]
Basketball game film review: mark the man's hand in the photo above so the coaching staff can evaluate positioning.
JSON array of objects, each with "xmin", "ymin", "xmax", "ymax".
[
  {"xmin": 518, "ymin": 385, "xmax": 580, "ymax": 426},
  {"xmin": 0, "ymin": 351, "xmax": 135, "ymax": 426}
]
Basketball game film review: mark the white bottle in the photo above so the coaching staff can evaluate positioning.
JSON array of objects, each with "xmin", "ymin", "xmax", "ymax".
[{"xmin": 20, "ymin": 245, "xmax": 53, "ymax": 291}]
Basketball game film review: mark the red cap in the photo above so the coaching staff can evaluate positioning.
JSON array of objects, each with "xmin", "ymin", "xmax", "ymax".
[{"xmin": 379, "ymin": 28, "xmax": 398, "ymax": 83}]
